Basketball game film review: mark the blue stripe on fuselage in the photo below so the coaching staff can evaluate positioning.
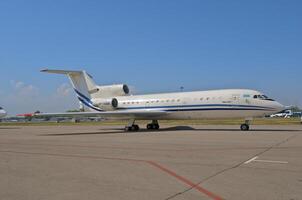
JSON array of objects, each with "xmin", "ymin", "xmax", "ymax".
[
  {"xmin": 74, "ymin": 89, "xmax": 93, "ymax": 104},
  {"xmin": 119, "ymin": 104, "xmax": 274, "ymax": 110},
  {"xmin": 77, "ymin": 97, "xmax": 104, "ymax": 112},
  {"xmin": 165, "ymin": 108, "xmax": 272, "ymax": 112}
]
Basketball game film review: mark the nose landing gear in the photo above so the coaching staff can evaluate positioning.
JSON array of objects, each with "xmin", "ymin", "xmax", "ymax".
[
  {"xmin": 240, "ymin": 124, "xmax": 250, "ymax": 131},
  {"xmin": 240, "ymin": 118, "xmax": 252, "ymax": 131}
]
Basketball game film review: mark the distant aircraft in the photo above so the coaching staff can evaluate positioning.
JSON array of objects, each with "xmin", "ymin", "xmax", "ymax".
[
  {"xmin": 270, "ymin": 109, "xmax": 293, "ymax": 118},
  {"xmin": 17, "ymin": 111, "xmax": 41, "ymax": 121},
  {"xmin": 35, "ymin": 69, "xmax": 284, "ymax": 131},
  {"xmin": 0, "ymin": 107, "xmax": 7, "ymax": 118}
]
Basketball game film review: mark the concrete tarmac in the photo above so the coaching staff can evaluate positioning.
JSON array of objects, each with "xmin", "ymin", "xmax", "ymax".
[{"xmin": 0, "ymin": 125, "xmax": 301, "ymax": 200}]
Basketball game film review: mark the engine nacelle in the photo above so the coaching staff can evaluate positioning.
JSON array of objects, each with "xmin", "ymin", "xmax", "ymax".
[
  {"xmin": 92, "ymin": 98, "xmax": 119, "ymax": 110},
  {"xmin": 90, "ymin": 84, "xmax": 129, "ymax": 98}
]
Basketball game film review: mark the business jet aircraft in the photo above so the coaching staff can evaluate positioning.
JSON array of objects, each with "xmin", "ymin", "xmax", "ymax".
[
  {"xmin": 0, "ymin": 107, "xmax": 7, "ymax": 118},
  {"xmin": 270, "ymin": 109, "xmax": 292, "ymax": 118},
  {"xmin": 36, "ymin": 69, "xmax": 284, "ymax": 131}
]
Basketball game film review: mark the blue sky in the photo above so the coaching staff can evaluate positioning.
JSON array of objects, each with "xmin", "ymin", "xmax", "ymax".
[{"xmin": 0, "ymin": 0, "xmax": 301, "ymax": 115}]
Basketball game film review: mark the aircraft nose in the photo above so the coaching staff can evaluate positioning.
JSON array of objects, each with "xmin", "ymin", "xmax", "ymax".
[{"xmin": 274, "ymin": 101, "xmax": 285, "ymax": 112}]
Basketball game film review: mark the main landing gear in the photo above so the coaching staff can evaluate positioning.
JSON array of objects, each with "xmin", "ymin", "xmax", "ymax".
[
  {"xmin": 124, "ymin": 119, "xmax": 140, "ymax": 132},
  {"xmin": 240, "ymin": 118, "xmax": 252, "ymax": 131},
  {"xmin": 146, "ymin": 120, "xmax": 160, "ymax": 130},
  {"xmin": 125, "ymin": 119, "xmax": 253, "ymax": 131},
  {"xmin": 124, "ymin": 120, "xmax": 160, "ymax": 132},
  {"xmin": 124, "ymin": 124, "xmax": 140, "ymax": 132}
]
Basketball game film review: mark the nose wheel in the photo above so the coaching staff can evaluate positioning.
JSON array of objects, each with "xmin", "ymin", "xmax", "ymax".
[
  {"xmin": 240, "ymin": 118, "xmax": 252, "ymax": 131},
  {"xmin": 240, "ymin": 124, "xmax": 250, "ymax": 131}
]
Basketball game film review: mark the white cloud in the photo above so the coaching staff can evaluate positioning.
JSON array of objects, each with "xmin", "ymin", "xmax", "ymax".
[
  {"xmin": 10, "ymin": 80, "xmax": 39, "ymax": 97},
  {"xmin": 56, "ymin": 83, "xmax": 72, "ymax": 97},
  {"xmin": 2, "ymin": 81, "xmax": 78, "ymax": 115},
  {"xmin": 11, "ymin": 80, "xmax": 24, "ymax": 89}
]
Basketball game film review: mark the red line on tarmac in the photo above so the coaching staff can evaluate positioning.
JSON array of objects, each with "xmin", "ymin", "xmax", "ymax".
[
  {"xmin": 146, "ymin": 161, "xmax": 224, "ymax": 200},
  {"xmin": 0, "ymin": 150, "xmax": 224, "ymax": 200}
]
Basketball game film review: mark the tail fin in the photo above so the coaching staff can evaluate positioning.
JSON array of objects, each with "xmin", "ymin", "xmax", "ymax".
[{"xmin": 41, "ymin": 69, "xmax": 100, "ymax": 111}]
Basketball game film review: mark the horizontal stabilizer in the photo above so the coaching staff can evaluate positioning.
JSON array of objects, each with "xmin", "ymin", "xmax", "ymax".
[{"xmin": 41, "ymin": 69, "xmax": 83, "ymax": 75}]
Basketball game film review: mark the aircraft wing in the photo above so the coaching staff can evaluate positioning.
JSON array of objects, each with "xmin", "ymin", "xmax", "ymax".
[{"xmin": 34, "ymin": 110, "xmax": 167, "ymax": 120}]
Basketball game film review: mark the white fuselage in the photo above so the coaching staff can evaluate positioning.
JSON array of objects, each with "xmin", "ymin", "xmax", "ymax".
[{"xmin": 89, "ymin": 89, "xmax": 284, "ymax": 120}]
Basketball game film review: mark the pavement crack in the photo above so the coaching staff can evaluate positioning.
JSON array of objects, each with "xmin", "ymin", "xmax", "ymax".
[{"xmin": 164, "ymin": 134, "xmax": 298, "ymax": 200}]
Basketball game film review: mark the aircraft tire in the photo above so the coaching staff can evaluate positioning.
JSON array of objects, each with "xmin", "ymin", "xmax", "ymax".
[
  {"xmin": 153, "ymin": 124, "xmax": 159, "ymax": 129},
  {"xmin": 124, "ymin": 126, "xmax": 132, "ymax": 131},
  {"xmin": 133, "ymin": 125, "xmax": 140, "ymax": 131},
  {"xmin": 125, "ymin": 125, "xmax": 139, "ymax": 132},
  {"xmin": 147, "ymin": 123, "xmax": 160, "ymax": 130},
  {"xmin": 240, "ymin": 124, "xmax": 250, "ymax": 131},
  {"xmin": 147, "ymin": 124, "xmax": 153, "ymax": 130}
]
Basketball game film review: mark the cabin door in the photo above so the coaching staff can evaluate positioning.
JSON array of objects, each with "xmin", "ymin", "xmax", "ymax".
[{"xmin": 231, "ymin": 94, "xmax": 240, "ymax": 104}]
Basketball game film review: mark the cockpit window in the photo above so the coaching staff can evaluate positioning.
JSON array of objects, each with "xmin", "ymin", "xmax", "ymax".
[{"xmin": 253, "ymin": 95, "xmax": 274, "ymax": 101}]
